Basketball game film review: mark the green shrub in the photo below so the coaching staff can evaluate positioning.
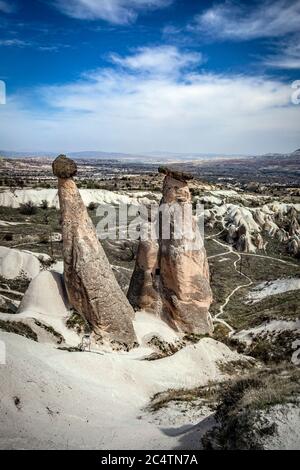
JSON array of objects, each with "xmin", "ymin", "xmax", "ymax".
[
  {"xmin": 40, "ymin": 200, "xmax": 49, "ymax": 210},
  {"xmin": 88, "ymin": 202, "xmax": 97, "ymax": 211},
  {"xmin": 19, "ymin": 201, "xmax": 37, "ymax": 215}
]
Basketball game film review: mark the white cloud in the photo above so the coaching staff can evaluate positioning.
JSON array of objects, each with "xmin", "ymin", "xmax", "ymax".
[
  {"xmin": 0, "ymin": 38, "xmax": 67, "ymax": 51},
  {"xmin": 53, "ymin": 0, "xmax": 172, "ymax": 24},
  {"xmin": 162, "ymin": 25, "xmax": 182, "ymax": 36},
  {"xmin": 0, "ymin": 46, "xmax": 299, "ymax": 154},
  {"xmin": 110, "ymin": 46, "xmax": 202, "ymax": 75},
  {"xmin": 0, "ymin": 39, "xmax": 31, "ymax": 47},
  {"xmin": 191, "ymin": 0, "xmax": 300, "ymax": 40},
  {"xmin": 0, "ymin": 0, "xmax": 14, "ymax": 13},
  {"xmin": 264, "ymin": 40, "xmax": 300, "ymax": 69}
]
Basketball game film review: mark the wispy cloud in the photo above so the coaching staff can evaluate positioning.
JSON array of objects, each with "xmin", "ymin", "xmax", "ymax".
[
  {"xmin": 37, "ymin": 45, "xmax": 63, "ymax": 52},
  {"xmin": 110, "ymin": 46, "xmax": 203, "ymax": 76},
  {"xmin": 0, "ymin": 37, "xmax": 70, "ymax": 52},
  {"xmin": 0, "ymin": 0, "xmax": 15, "ymax": 14},
  {"xmin": 162, "ymin": 25, "xmax": 182, "ymax": 36},
  {"xmin": 0, "ymin": 38, "xmax": 31, "ymax": 47},
  {"xmin": 1, "ymin": 46, "xmax": 299, "ymax": 154},
  {"xmin": 191, "ymin": 0, "xmax": 300, "ymax": 41},
  {"xmin": 53, "ymin": 0, "xmax": 173, "ymax": 24},
  {"xmin": 264, "ymin": 39, "xmax": 300, "ymax": 69}
]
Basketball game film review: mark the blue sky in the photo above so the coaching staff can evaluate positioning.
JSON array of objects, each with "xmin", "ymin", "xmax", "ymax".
[{"xmin": 0, "ymin": 0, "xmax": 299, "ymax": 154}]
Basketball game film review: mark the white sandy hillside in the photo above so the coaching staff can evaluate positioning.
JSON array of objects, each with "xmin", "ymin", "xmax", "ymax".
[
  {"xmin": 263, "ymin": 405, "xmax": 300, "ymax": 450},
  {"xmin": 0, "ymin": 246, "xmax": 50, "ymax": 280},
  {"xmin": 233, "ymin": 320, "xmax": 300, "ymax": 366},
  {"xmin": 0, "ymin": 241, "xmax": 248, "ymax": 449},
  {"xmin": 0, "ymin": 188, "xmax": 160, "ymax": 209},
  {"xmin": 234, "ymin": 320, "xmax": 300, "ymax": 346},
  {"xmin": 195, "ymin": 195, "xmax": 223, "ymax": 206},
  {"xmin": 210, "ymin": 190, "xmax": 242, "ymax": 197},
  {"xmin": 0, "ymin": 328, "xmax": 243, "ymax": 450},
  {"xmin": 247, "ymin": 278, "xmax": 300, "ymax": 304},
  {"xmin": 13, "ymin": 270, "xmax": 82, "ymax": 346}
]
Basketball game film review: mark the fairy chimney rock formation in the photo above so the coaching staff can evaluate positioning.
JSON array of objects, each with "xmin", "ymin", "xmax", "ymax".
[
  {"xmin": 53, "ymin": 155, "xmax": 137, "ymax": 349},
  {"xmin": 128, "ymin": 167, "xmax": 213, "ymax": 335},
  {"xmin": 159, "ymin": 169, "xmax": 213, "ymax": 334}
]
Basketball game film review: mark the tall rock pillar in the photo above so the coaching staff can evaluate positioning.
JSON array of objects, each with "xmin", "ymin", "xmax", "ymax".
[
  {"xmin": 53, "ymin": 155, "xmax": 137, "ymax": 349},
  {"xmin": 159, "ymin": 168, "xmax": 213, "ymax": 335},
  {"xmin": 127, "ymin": 167, "xmax": 213, "ymax": 335}
]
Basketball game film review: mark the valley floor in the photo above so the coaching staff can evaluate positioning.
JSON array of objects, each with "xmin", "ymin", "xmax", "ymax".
[
  {"xmin": 0, "ymin": 184, "xmax": 300, "ymax": 450},
  {"xmin": 0, "ymin": 330, "xmax": 238, "ymax": 450}
]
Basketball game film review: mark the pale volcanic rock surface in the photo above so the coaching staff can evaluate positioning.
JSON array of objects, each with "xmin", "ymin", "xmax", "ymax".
[
  {"xmin": 0, "ymin": 187, "xmax": 160, "ymax": 209},
  {"xmin": 0, "ymin": 246, "xmax": 44, "ymax": 280},
  {"xmin": 204, "ymin": 197, "xmax": 300, "ymax": 256},
  {"xmin": 0, "ymin": 329, "xmax": 242, "ymax": 450}
]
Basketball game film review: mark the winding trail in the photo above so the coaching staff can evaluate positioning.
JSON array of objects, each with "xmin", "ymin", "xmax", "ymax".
[
  {"xmin": 207, "ymin": 233, "xmax": 299, "ymax": 333},
  {"xmin": 208, "ymin": 237, "xmax": 252, "ymax": 334},
  {"xmin": 240, "ymin": 252, "xmax": 299, "ymax": 268},
  {"xmin": 214, "ymin": 252, "xmax": 253, "ymax": 334}
]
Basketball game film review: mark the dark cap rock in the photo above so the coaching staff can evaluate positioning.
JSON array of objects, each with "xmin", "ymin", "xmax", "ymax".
[
  {"xmin": 158, "ymin": 166, "xmax": 193, "ymax": 182},
  {"xmin": 52, "ymin": 155, "xmax": 77, "ymax": 178}
]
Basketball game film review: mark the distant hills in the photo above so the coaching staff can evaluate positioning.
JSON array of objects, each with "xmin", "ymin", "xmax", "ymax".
[
  {"xmin": 0, "ymin": 149, "xmax": 299, "ymax": 162},
  {"xmin": 0, "ymin": 149, "xmax": 248, "ymax": 161},
  {"xmin": 260, "ymin": 148, "xmax": 300, "ymax": 159}
]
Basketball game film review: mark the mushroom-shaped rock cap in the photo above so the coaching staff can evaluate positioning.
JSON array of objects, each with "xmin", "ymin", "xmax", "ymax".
[
  {"xmin": 158, "ymin": 166, "xmax": 193, "ymax": 182},
  {"xmin": 52, "ymin": 154, "xmax": 77, "ymax": 178}
]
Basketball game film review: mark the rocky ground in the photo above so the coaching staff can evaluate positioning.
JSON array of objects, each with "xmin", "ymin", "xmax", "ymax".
[{"xmin": 0, "ymin": 180, "xmax": 299, "ymax": 450}]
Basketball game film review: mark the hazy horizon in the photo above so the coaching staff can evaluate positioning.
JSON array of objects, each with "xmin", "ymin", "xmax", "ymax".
[{"xmin": 1, "ymin": 147, "xmax": 299, "ymax": 159}]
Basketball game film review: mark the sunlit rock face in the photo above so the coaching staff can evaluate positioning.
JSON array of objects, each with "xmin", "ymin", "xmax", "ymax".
[
  {"xmin": 128, "ymin": 168, "xmax": 213, "ymax": 336},
  {"xmin": 159, "ymin": 170, "xmax": 213, "ymax": 335},
  {"xmin": 53, "ymin": 155, "xmax": 137, "ymax": 349}
]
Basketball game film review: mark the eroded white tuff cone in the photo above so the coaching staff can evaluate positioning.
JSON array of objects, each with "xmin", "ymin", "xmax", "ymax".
[
  {"xmin": 159, "ymin": 169, "xmax": 213, "ymax": 335},
  {"xmin": 128, "ymin": 168, "xmax": 213, "ymax": 335},
  {"xmin": 53, "ymin": 155, "xmax": 137, "ymax": 348}
]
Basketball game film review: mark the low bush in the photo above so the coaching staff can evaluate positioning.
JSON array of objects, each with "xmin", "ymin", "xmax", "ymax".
[
  {"xmin": 202, "ymin": 366, "xmax": 300, "ymax": 450},
  {"xmin": 19, "ymin": 201, "xmax": 37, "ymax": 215},
  {"xmin": 40, "ymin": 200, "xmax": 49, "ymax": 210}
]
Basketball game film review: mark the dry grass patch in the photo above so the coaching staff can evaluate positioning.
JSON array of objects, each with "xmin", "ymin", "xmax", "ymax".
[{"xmin": 0, "ymin": 319, "xmax": 38, "ymax": 342}]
